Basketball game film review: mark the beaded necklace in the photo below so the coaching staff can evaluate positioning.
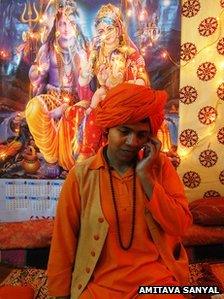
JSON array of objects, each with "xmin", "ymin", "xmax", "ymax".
[{"xmin": 103, "ymin": 147, "xmax": 136, "ymax": 250}]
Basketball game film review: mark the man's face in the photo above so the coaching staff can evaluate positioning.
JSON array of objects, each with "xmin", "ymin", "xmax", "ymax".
[{"xmin": 107, "ymin": 121, "xmax": 151, "ymax": 164}]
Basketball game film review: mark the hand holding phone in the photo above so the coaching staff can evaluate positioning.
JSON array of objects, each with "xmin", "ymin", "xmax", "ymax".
[{"xmin": 136, "ymin": 137, "xmax": 161, "ymax": 175}]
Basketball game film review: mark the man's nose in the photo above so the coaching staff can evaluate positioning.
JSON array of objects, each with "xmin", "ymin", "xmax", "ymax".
[{"xmin": 125, "ymin": 133, "xmax": 138, "ymax": 147}]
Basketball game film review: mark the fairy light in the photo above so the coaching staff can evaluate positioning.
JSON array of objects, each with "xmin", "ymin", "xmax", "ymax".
[
  {"xmin": 63, "ymin": 96, "xmax": 70, "ymax": 103},
  {"xmin": 161, "ymin": 50, "xmax": 168, "ymax": 59},
  {"xmin": 219, "ymin": 61, "xmax": 224, "ymax": 70},
  {"xmin": 163, "ymin": 0, "xmax": 171, "ymax": 6},
  {"xmin": 127, "ymin": 9, "xmax": 132, "ymax": 17},
  {"xmin": 178, "ymin": 112, "xmax": 219, "ymax": 160},
  {"xmin": 176, "ymin": 9, "xmax": 224, "ymax": 164},
  {"xmin": 167, "ymin": 10, "xmax": 224, "ymax": 68},
  {"xmin": 141, "ymin": 47, "xmax": 146, "ymax": 56},
  {"xmin": 14, "ymin": 127, "xmax": 20, "ymax": 134},
  {"xmin": 122, "ymin": 45, "xmax": 128, "ymax": 52},
  {"xmin": 29, "ymin": 32, "xmax": 35, "ymax": 38},
  {"xmin": 0, "ymin": 153, "xmax": 6, "ymax": 161},
  {"xmin": 139, "ymin": 12, "xmax": 145, "ymax": 21},
  {"xmin": 0, "ymin": 50, "xmax": 6, "ymax": 58},
  {"xmin": 208, "ymin": 130, "xmax": 213, "ymax": 136},
  {"xmin": 37, "ymin": 65, "xmax": 42, "ymax": 72},
  {"xmin": 0, "ymin": 49, "xmax": 10, "ymax": 60},
  {"xmin": 209, "ymin": 113, "xmax": 217, "ymax": 123},
  {"xmin": 178, "ymin": 148, "xmax": 190, "ymax": 159}
]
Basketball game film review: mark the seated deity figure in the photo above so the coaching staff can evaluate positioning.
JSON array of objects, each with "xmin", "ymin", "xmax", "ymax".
[
  {"xmin": 25, "ymin": 3, "xmax": 92, "ymax": 171},
  {"xmin": 74, "ymin": 4, "xmax": 150, "ymax": 161},
  {"xmin": 86, "ymin": 48, "xmax": 146, "ymax": 115}
]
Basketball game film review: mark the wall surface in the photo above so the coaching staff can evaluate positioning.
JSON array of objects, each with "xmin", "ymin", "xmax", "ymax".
[{"xmin": 178, "ymin": 0, "xmax": 224, "ymax": 201}]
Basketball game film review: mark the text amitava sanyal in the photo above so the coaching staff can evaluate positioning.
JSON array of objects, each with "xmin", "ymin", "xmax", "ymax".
[{"xmin": 138, "ymin": 285, "xmax": 220, "ymax": 294}]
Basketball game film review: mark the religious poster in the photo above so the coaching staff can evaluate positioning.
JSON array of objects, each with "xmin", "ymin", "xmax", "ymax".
[
  {"xmin": 0, "ymin": 0, "xmax": 180, "ymax": 181},
  {"xmin": 0, "ymin": 0, "xmax": 180, "ymax": 221}
]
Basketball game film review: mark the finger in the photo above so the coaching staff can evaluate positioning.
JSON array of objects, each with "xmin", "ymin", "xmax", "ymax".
[
  {"xmin": 150, "ymin": 137, "xmax": 162, "ymax": 152},
  {"xmin": 143, "ymin": 143, "xmax": 155, "ymax": 159}
]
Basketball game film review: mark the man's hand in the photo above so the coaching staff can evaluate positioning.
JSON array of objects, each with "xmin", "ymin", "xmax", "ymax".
[
  {"xmin": 136, "ymin": 137, "xmax": 161, "ymax": 199},
  {"xmin": 136, "ymin": 137, "xmax": 161, "ymax": 177}
]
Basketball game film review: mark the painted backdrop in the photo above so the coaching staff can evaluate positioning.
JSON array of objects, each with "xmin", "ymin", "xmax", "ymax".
[{"xmin": 0, "ymin": 0, "xmax": 180, "ymax": 180}]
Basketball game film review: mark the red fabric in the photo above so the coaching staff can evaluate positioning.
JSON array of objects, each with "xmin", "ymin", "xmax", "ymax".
[
  {"xmin": 94, "ymin": 83, "xmax": 167, "ymax": 135},
  {"xmin": 182, "ymin": 224, "xmax": 224, "ymax": 246},
  {"xmin": 0, "ymin": 219, "xmax": 54, "ymax": 249},
  {"xmin": 189, "ymin": 197, "xmax": 224, "ymax": 226},
  {"xmin": 0, "ymin": 285, "xmax": 34, "ymax": 299}
]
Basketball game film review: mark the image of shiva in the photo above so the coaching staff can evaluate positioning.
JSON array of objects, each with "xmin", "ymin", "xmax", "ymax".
[{"xmin": 25, "ymin": 1, "xmax": 92, "ymax": 171}]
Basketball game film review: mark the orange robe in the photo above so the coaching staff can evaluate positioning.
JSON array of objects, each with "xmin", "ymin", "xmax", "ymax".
[{"xmin": 47, "ymin": 147, "xmax": 192, "ymax": 298}]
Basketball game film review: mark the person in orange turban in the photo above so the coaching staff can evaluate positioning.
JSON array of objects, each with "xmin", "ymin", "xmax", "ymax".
[
  {"xmin": 94, "ymin": 82, "xmax": 167, "ymax": 135},
  {"xmin": 47, "ymin": 83, "xmax": 192, "ymax": 299}
]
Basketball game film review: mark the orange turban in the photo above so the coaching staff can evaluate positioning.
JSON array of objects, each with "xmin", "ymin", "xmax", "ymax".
[{"xmin": 94, "ymin": 83, "xmax": 168, "ymax": 135}]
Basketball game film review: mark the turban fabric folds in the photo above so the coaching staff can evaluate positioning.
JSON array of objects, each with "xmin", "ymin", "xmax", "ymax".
[{"xmin": 94, "ymin": 83, "xmax": 168, "ymax": 135}]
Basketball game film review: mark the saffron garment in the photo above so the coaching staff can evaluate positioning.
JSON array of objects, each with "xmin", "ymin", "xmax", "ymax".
[
  {"xmin": 25, "ymin": 86, "xmax": 92, "ymax": 170},
  {"xmin": 47, "ymin": 147, "xmax": 192, "ymax": 298}
]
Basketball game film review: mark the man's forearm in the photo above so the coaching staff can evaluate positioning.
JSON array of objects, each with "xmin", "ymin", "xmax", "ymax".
[{"xmin": 137, "ymin": 172, "xmax": 154, "ymax": 199}]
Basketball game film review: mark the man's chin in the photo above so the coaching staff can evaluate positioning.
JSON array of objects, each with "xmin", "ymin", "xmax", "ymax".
[{"xmin": 119, "ymin": 149, "xmax": 137, "ymax": 161}]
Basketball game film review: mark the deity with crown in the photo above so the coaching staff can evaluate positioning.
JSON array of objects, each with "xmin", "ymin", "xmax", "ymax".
[{"xmin": 74, "ymin": 4, "xmax": 150, "ymax": 161}]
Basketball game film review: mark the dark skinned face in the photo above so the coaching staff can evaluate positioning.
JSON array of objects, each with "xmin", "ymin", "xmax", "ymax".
[{"xmin": 107, "ymin": 121, "xmax": 151, "ymax": 166}]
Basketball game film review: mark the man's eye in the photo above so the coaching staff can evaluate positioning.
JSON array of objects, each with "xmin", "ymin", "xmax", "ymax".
[
  {"xmin": 119, "ymin": 128, "xmax": 129, "ymax": 135},
  {"xmin": 138, "ymin": 133, "xmax": 148, "ymax": 139}
]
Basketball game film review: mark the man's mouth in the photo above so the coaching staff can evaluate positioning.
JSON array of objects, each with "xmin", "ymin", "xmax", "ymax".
[{"xmin": 120, "ymin": 148, "xmax": 137, "ymax": 155}]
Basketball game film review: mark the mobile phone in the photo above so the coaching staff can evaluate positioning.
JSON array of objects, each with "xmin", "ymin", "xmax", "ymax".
[
  {"xmin": 138, "ymin": 144, "xmax": 151, "ymax": 161},
  {"xmin": 138, "ymin": 147, "xmax": 145, "ymax": 161},
  {"xmin": 138, "ymin": 146, "xmax": 147, "ymax": 160}
]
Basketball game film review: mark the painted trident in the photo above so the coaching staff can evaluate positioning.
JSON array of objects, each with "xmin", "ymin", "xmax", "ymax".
[{"xmin": 21, "ymin": 1, "xmax": 39, "ymax": 27}]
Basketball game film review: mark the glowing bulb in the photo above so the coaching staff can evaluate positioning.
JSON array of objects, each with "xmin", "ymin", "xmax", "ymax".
[
  {"xmin": 141, "ymin": 47, "xmax": 146, "ymax": 56},
  {"xmin": 0, "ymin": 153, "xmax": 6, "ymax": 160},
  {"xmin": 139, "ymin": 13, "xmax": 145, "ymax": 21},
  {"xmin": 63, "ymin": 97, "xmax": 70, "ymax": 103},
  {"xmin": 162, "ymin": 51, "xmax": 167, "ymax": 59},
  {"xmin": 163, "ymin": 0, "xmax": 171, "ymax": 6},
  {"xmin": 122, "ymin": 46, "xmax": 128, "ymax": 52},
  {"xmin": 127, "ymin": 9, "xmax": 132, "ymax": 17},
  {"xmin": 219, "ymin": 61, "xmax": 224, "ymax": 70},
  {"xmin": 178, "ymin": 149, "xmax": 189, "ymax": 158},
  {"xmin": 37, "ymin": 66, "xmax": 42, "ymax": 73},
  {"xmin": 208, "ymin": 131, "xmax": 213, "ymax": 136}
]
